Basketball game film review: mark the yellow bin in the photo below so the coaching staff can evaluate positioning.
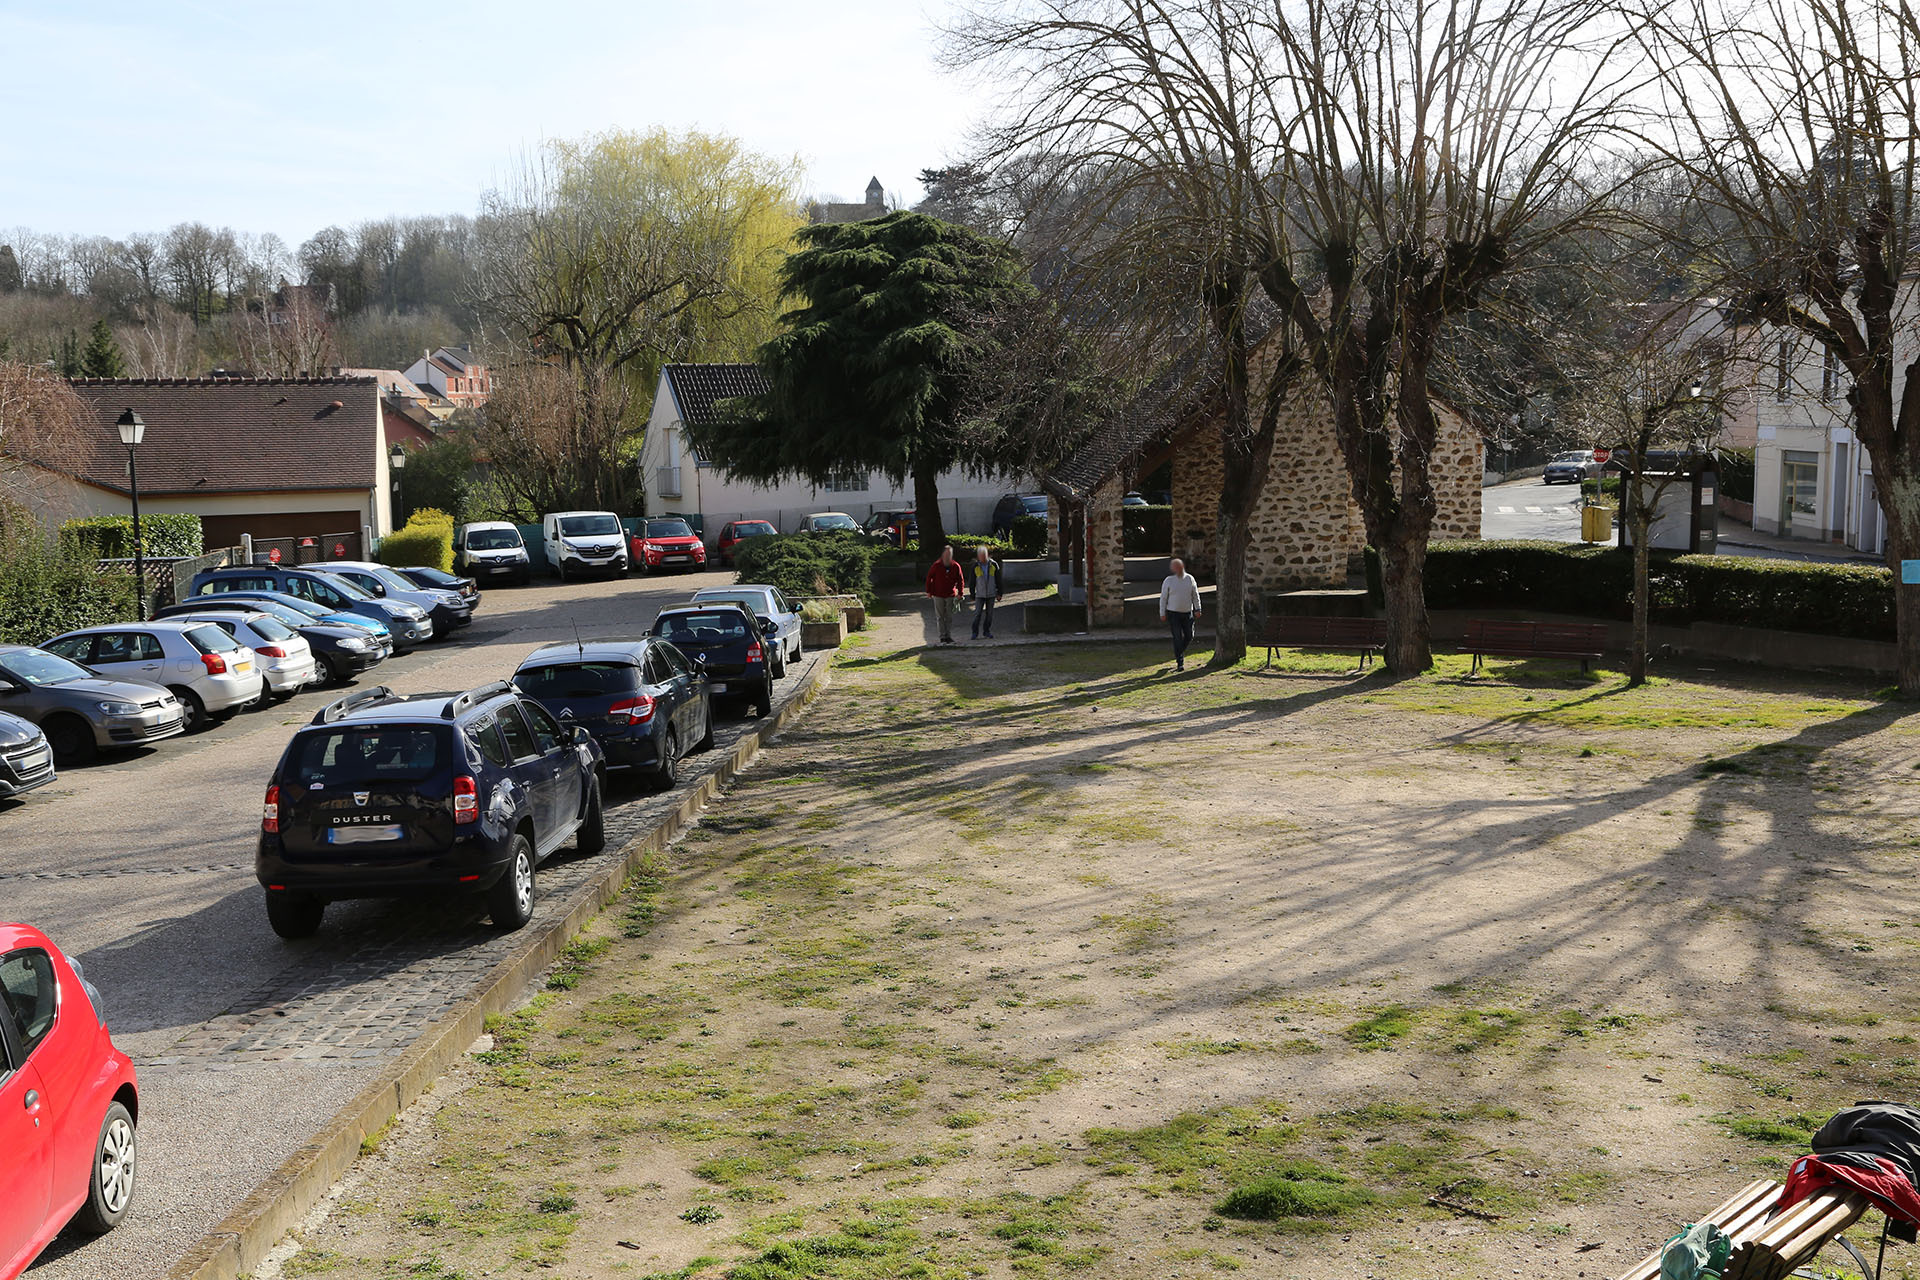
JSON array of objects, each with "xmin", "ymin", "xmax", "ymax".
[{"xmin": 1580, "ymin": 505, "xmax": 1614, "ymax": 544}]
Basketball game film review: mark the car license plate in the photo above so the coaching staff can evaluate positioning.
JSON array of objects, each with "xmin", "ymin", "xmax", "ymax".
[
  {"xmin": 328, "ymin": 824, "xmax": 405, "ymax": 844},
  {"xmin": 236, "ymin": 660, "xmax": 252, "ymax": 672},
  {"xmin": 18, "ymin": 747, "xmax": 49, "ymax": 772},
  {"xmin": 708, "ymin": 682, "xmax": 727, "ymax": 693}
]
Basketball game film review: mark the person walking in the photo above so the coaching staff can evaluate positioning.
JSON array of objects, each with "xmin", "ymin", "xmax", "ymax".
[
  {"xmin": 925, "ymin": 544, "xmax": 966, "ymax": 645},
  {"xmin": 1159, "ymin": 557, "xmax": 1202, "ymax": 671},
  {"xmin": 969, "ymin": 545, "xmax": 1003, "ymax": 639}
]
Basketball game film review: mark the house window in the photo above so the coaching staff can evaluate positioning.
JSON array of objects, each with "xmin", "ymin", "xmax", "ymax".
[
  {"xmin": 1775, "ymin": 339, "xmax": 1792, "ymax": 402},
  {"xmin": 825, "ymin": 468, "xmax": 869, "ymax": 493},
  {"xmin": 1821, "ymin": 347, "xmax": 1841, "ymax": 402}
]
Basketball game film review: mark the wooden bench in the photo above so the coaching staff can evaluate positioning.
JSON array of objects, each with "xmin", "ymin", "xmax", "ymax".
[
  {"xmin": 1254, "ymin": 615, "xmax": 1388, "ymax": 670},
  {"xmin": 1612, "ymin": 1178, "xmax": 1872, "ymax": 1280},
  {"xmin": 1461, "ymin": 619, "xmax": 1608, "ymax": 675}
]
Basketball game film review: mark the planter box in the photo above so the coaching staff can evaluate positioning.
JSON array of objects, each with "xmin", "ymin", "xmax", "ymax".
[
  {"xmin": 841, "ymin": 603, "xmax": 866, "ymax": 631},
  {"xmin": 801, "ymin": 618, "xmax": 845, "ymax": 649}
]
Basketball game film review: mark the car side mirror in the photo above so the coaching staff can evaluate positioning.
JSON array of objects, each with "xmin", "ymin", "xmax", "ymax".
[
  {"xmin": 573, "ymin": 725, "xmax": 592, "ymax": 744},
  {"xmin": 758, "ymin": 616, "xmax": 776, "ymax": 635}
]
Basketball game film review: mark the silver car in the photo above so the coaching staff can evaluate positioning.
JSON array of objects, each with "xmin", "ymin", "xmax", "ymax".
[
  {"xmin": 0, "ymin": 709, "xmax": 56, "ymax": 799},
  {"xmin": 44, "ymin": 621, "xmax": 264, "ymax": 731},
  {"xmin": 0, "ymin": 644, "xmax": 186, "ymax": 763}
]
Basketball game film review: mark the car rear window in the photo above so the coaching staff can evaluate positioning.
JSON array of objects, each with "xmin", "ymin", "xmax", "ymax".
[
  {"xmin": 245, "ymin": 616, "xmax": 297, "ymax": 642},
  {"xmin": 515, "ymin": 662, "xmax": 643, "ymax": 698},
  {"xmin": 184, "ymin": 624, "xmax": 242, "ymax": 653},
  {"xmin": 736, "ymin": 522, "xmax": 776, "ymax": 535},
  {"xmin": 291, "ymin": 726, "xmax": 448, "ymax": 786},
  {"xmin": 657, "ymin": 612, "xmax": 750, "ymax": 643}
]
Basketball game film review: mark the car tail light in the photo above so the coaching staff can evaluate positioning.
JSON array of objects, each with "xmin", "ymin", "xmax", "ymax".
[
  {"xmin": 201, "ymin": 652, "xmax": 228, "ymax": 675},
  {"xmin": 453, "ymin": 775, "xmax": 479, "ymax": 824},
  {"xmin": 256, "ymin": 645, "xmax": 289, "ymax": 658},
  {"xmin": 262, "ymin": 784, "xmax": 280, "ymax": 833},
  {"xmin": 747, "ymin": 641, "xmax": 763, "ymax": 663},
  {"xmin": 610, "ymin": 694, "xmax": 656, "ymax": 724}
]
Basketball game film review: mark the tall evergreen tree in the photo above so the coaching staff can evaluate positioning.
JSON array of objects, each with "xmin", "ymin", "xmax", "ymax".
[{"xmin": 78, "ymin": 319, "xmax": 126, "ymax": 378}]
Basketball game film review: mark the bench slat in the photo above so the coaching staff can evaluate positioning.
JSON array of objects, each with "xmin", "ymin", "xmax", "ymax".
[{"xmin": 1613, "ymin": 1179, "xmax": 1777, "ymax": 1280}]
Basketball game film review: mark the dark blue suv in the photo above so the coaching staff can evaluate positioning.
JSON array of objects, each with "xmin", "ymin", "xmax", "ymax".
[
  {"xmin": 190, "ymin": 565, "xmax": 434, "ymax": 650},
  {"xmin": 256, "ymin": 680, "xmax": 606, "ymax": 938}
]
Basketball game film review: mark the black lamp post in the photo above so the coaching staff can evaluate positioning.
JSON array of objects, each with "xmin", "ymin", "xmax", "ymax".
[
  {"xmin": 117, "ymin": 408, "xmax": 147, "ymax": 620},
  {"xmin": 389, "ymin": 443, "xmax": 407, "ymax": 527}
]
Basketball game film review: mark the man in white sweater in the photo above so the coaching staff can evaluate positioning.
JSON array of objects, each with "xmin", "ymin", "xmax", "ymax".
[{"xmin": 1159, "ymin": 558, "xmax": 1203, "ymax": 671}]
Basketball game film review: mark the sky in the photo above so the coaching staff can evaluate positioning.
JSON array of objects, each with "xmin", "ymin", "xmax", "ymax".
[{"xmin": 0, "ymin": 0, "xmax": 986, "ymax": 246}]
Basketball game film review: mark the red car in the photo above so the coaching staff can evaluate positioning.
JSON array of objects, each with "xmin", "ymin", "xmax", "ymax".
[
  {"xmin": 1, "ymin": 924, "xmax": 138, "ymax": 1279},
  {"xmin": 631, "ymin": 518, "xmax": 708, "ymax": 574},
  {"xmin": 715, "ymin": 519, "xmax": 777, "ymax": 567}
]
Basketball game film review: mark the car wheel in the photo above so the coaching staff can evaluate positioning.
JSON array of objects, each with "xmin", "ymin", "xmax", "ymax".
[
  {"xmin": 753, "ymin": 680, "xmax": 772, "ymax": 718},
  {"xmin": 556, "ymin": 562, "xmax": 568, "ymax": 583},
  {"xmin": 170, "ymin": 686, "xmax": 208, "ymax": 734},
  {"xmin": 489, "ymin": 835, "xmax": 536, "ymax": 930},
  {"xmin": 576, "ymin": 777, "xmax": 606, "ymax": 855},
  {"xmin": 694, "ymin": 703, "xmax": 715, "ymax": 752},
  {"xmin": 44, "ymin": 714, "xmax": 96, "ymax": 765},
  {"xmin": 651, "ymin": 727, "xmax": 681, "ymax": 791},
  {"xmin": 265, "ymin": 890, "xmax": 324, "ymax": 939},
  {"xmin": 71, "ymin": 1100, "xmax": 137, "ymax": 1235},
  {"xmin": 793, "ymin": 636, "xmax": 804, "ymax": 662},
  {"xmin": 770, "ymin": 647, "xmax": 786, "ymax": 679}
]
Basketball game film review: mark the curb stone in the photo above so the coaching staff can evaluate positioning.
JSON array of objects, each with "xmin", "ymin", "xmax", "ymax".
[{"xmin": 162, "ymin": 657, "xmax": 834, "ymax": 1280}]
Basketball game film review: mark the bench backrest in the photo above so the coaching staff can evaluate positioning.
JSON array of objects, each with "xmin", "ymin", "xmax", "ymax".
[
  {"xmin": 1463, "ymin": 618, "xmax": 1607, "ymax": 653},
  {"xmin": 1258, "ymin": 616, "xmax": 1387, "ymax": 646},
  {"xmin": 1611, "ymin": 1181, "xmax": 1867, "ymax": 1280}
]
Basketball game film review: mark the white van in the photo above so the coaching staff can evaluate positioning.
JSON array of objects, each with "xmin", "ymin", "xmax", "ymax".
[
  {"xmin": 542, "ymin": 511, "xmax": 629, "ymax": 581},
  {"xmin": 454, "ymin": 521, "xmax": 532, "ymax": 585}
]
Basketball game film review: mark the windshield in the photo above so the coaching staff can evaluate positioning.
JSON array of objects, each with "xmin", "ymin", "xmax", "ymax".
[
  {"xmin": 244, "ymin": 602, "xmax": 310, "ymax": 628},
  {"xmin": 369, "ymin": 567, "xmax": 422, "ymax": 594},
  {"xmin": 268, "ymin": 596, "xmax": 329, "ymax": 619},
  {"xmin": 0, "ymin": 648, "xmax": 92, "ymax": 686},
  {"xmin": 645, "ymin": 520, "xmax": 694, "ymax": 539},
  {"xmin": 694, "ymin": 590, "xmax": 770, "ymax": 616},
  {"xmin": 408, "ymin": 568, "xmax": 458, "ymax": 587},
  {"xmin": 465, "ymin": 528, "xmax": 523, "ymax": 551},
  {"xmin": 656, "ymin": 611, "xmax": 750, "ymax": 643},
  {"xmin": 1554, "ymin": 452, "xmax": 1590, "ymax": 463},
  {"xmin": 735, "ymin": 522, "xmax": 776, "ymax": 536},
  {"xmin": 560, "ymin": 515, "xmax": 621, "ymax": 537},
  {"xmin": 811, "ymin": 514, "xmax": 857, "ymax": 531},
  {"xmin": 515, "ymin": 661, "xmax": 642, "ymax": 698},
  {"xmin": 291, "ymin": 725, "xmax": 447, "ymax": 786},
  {"xmin": 309, "ymin": 573, "xmax": 375, "ymax": 601},
  {"xmin": 1021, "ymin": 496, "xmax": 1049, "ymax": 513}
]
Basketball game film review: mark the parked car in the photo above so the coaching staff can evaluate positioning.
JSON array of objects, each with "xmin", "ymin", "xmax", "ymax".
[
  {"xmin": 796, "ymin": 512, "xmax": 859, "ymax": 534},
  {"xmin": 0, "ymin": 923, "xmax": 140, "ymax": 1278},
  {"xmin": 0, "ymin": 711, "xmax": 55, "ymax": 801},
  {"xmin": 43, "ymin": 622, "xmax": 263, "ymax": 733},
  {"xmin": 1543, "ymin": 450, "xmax": 1600, "ymax": 484},
  {"xmin": 0, "ymin": 646, "xmax": 186, "ymax": 765},
  {"xmin": 514, "ymin": 639, "xmax": 712, "ymax": 789},
  {"xmin": 312, "ymin": 561, "xmax": 474, "ymax": 639},
  {"xmin": 392, "ymin": 566, "xmax": 478, "ymax": 603},
  {"xmin": 256, "ymin": 681, "xmax": 606, "ymax": 938},
  {"xmin": 688, "ymin": 585, "xmax": 804, "ymax": 674},
  {"xmin": 649, "ymin": 603, "xmax": 774, "ymax": 718},
  {"xmin": 861, "ymin": 509, "xmax": 918, "ymax": 547},
  {"xmin": 453, "ymin": 521, "xmax": 532, "ymax": 585},
  {"xmin": 992, "ymin": 493, "xmax": 1051, "ymax": 535},
  {"xmin": 159, "ymin": 611, "xmax": 319, "ymax": 701},
  {"xmin": 630, "ymin": 518, "xmax": 708, "ymax": 575},
  {"xmin": 189, "ymin": 567, "xmax": 432, "ymax": 650},
  {"xmin": 715, "ymin": 520, "xmax": 777, "ymax": 567},
  {"xmin": 153, "ymin": 598, "xmax": 388, "ymax": 686},
  {"xmin": 169, "ymin": 588, "xmax": 393, "ymax": 649},
  {"xmin": 542, "ymin": 511, "xmax": 629, "ymax": 580},
  {"xmin": 1122, "ymin": 491, "xmax": 1150, "ymax": 507}
]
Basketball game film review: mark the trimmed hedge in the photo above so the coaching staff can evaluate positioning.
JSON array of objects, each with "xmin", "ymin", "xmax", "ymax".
[
  {"xmin": 61, "ymin": 513, "xmax": 202, "ymax": 559},
  {"xmin": 1123, "ymin": 504, "xmax": 1172, "ymax": 553},
  {"xmin": 733, "ymin": 531, "xmax": 885, "ymax": 606},
  {"xmin": 1011, "ymin": 513, "xmax": 1048, "ymax": 558},
  {"xmin": 1364, "ymin": 539, "xmax": 1896, "ymax": 642},
  {"xmin": 377, "ymin": 513, "xmax": 456, "ymax": 572},
  {"xmin": 0, "ymin": 545, "xmax": 137, "ymax": 645}
]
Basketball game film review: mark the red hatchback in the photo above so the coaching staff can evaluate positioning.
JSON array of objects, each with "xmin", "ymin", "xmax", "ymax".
[
  {"xmin": 715, "ymin": 519, "xmax": 777, "ymax": 567},
  {"xmin": 631, "ymin": 518, "xmax": 708, "ymax": 574},
  {"xmin": 1, "ymin": 924, "xmax": 138, "ymax": 1279}
]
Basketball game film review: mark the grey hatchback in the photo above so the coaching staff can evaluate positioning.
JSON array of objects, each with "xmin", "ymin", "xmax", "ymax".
[{"xmin": 0, "ymin": 645, "xmax": 186, "ymax": 764}]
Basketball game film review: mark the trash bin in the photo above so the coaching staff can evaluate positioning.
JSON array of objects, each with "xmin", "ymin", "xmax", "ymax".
[{"xmin": 1580, "ymin": 505, "xmax": 1614, "ymax": 543}]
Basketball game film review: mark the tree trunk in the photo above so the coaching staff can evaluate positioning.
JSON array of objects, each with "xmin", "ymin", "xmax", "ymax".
[
  {"xmin": 1879, "ymin": 472, "xmax": 1920, "ymax": 699},
  {"xmin": 1628, "ymin": 500, "xmax": 1652, "ymax": 688},
  {"xmin": 912, "ymin": 458, "xmax": 945, "ymax": 573},
  {"xmin": 1212, "ymin": 482, "xmax": 1254, "ymax": 665},
  {"xmin": 1374, "ymin": 528, "xmax": 1431, "ymax": 674}
]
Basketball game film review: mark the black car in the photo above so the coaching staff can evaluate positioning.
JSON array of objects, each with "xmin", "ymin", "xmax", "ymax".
[
  {"xmin": 861, "ymin": 509, "xmax": 918, "ymax": 547},
  {"xmin": 992, "ymin": 493, "xmax": 1050, "ymax": 535},
  {"xmin": 648, "ymin": 603, "xmax": 774, "ymax": 718},
  {"xmin": 152, "ymin": 599, "xmax": 388, "ymax": 685},
  {"xmin": 256, "ymin": 680, "xmax": 607, "ymax": 938},
  {"xmin": 393, "ymin": 565, "xmax": 479, "ymax": 603},
  {"xmin": 514, "ymin": 639, "xmax": 713, "ymax": 790},
  {"xmin": 0, "ymin": 709, "xmax": 55, "ymax": 800}
]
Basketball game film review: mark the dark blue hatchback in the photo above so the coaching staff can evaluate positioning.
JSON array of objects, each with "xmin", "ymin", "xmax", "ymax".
[
  {"xmin": 649, "ymin": 604, "xmax": 774, "ymax": 718},
  {"xmin": 513, "ymin": 639, "xmax": 713, "ymax": 791}
]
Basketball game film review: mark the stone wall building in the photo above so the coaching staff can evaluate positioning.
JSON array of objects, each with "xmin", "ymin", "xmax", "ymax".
[{"xmin": 1045, "ymin": 335, "xmax": 1483, "ymax": 628}]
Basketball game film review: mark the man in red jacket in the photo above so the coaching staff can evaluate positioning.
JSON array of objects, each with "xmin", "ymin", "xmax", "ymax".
[{"xmin": 925, "ymin": 544, "xmax": 966, "ymax": 645}]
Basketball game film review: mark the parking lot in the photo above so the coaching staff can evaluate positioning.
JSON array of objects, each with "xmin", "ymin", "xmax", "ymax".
[{"xmin": 5, "ymin": 567, "xmax": 826, "ymax": 1280}]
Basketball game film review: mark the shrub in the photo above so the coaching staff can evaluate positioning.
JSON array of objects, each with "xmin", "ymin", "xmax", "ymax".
[
  {"xmin": 60, "ymin": 512, "xmax": 203, "ymax": 559},
  {"xmin": 1123, "ymin": 504, "xmax": 1173, "ymax": 553},
  {"xmin": 733, "ymin": 531, "xmax": 884, "ymax": 606},
  {"xmin": 1011, "ymin": 513, "xmax": 1049, "ymax": 557},
  {"xmin": 907, "ymin": 533, "xmax": 1015, "ymax": 558},
  {"xmin": 1365, "ymin": 538, "xmax": 1896, "ymax": 641},
  {"xmin": 0, "ymin": 528, "xmax": 137, "ymax": 644},
  {"xmin": 377, "ymin": 515, "xmax": 456, "ymax": 572}
]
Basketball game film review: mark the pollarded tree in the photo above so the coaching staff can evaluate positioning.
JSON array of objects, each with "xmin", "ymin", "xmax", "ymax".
[{"xmin": 686, "ymin": 212, "xmax": 1036, "ymax": 560}]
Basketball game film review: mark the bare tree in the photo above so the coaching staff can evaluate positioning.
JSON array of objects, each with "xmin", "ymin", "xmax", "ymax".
[
  {"xmin": 232, "ymin": 284, "xmax": 338, "ymax": 378},
  {"xmin": 474, "ymin": 359, "xmax": 624, "ymax": 520},
  {"xmin": 115, "ymin": 305, "xmax": 200, "ymax": 378},
  {"xmin": 0, "ymin": 359, "xmax": 90, "ymax": 507}
]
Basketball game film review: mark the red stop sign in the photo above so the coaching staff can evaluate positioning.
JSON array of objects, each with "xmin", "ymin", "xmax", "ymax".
[
  {"xmin": 299, "ymin": 537, "xmax": 316, "ymax": 548},
  {"xmin": 1593, "ymin": 448, "xmax": 1611, "ymax": 465},
  {"xmin": 268, "ymin": 547, "xmax": 282, "ymax": 564},
  {"xmin": 334, "ymin": 541, "xmax": 346, "ymax": 557}
]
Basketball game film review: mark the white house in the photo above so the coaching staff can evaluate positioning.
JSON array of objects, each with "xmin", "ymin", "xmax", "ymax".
[{"xmin": 637, "ymin": 364, "xmax": 1019, "ymax": 542}]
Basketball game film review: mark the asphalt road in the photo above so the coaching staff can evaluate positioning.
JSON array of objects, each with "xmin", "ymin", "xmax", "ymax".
[
  {"xmin": 1481, "ymin": 475, "xmax": 1585, "ymax": 541},
  {"xmin": 6, "ymin": 567, "xmax": 825, "ymax": 1280}
]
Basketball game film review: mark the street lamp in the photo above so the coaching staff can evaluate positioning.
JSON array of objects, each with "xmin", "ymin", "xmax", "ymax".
[
  {"xmin": 388, "ymin": 443, "xmax": 406, "ymax": 526},
  {"xmin": 116, "ymin": 408, "xmax": 147, "ymax": 621}
]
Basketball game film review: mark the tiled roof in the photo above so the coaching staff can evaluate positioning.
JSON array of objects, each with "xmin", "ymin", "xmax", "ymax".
[
  {"xmin": 61, "ymin": 377, "xmax": 380, "ymax": 496},
  {"xmin": 1045, "ymin": 359, "xmax": 1221, "ymax": 502},
  {"xmin": 662, "ymin": 363, "xmax": 769, "ymax": 428}
]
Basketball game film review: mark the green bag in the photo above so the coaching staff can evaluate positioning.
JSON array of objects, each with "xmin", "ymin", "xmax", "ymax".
[{"xmin": 1660, "ymin": 1220, "xmax": 1733, "ymax": 1280}]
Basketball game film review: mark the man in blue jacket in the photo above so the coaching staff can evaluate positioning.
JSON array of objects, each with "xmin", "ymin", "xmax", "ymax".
[{"xmin": 969, "ymin": 546, "xmax": 1003, "ymax": 640}]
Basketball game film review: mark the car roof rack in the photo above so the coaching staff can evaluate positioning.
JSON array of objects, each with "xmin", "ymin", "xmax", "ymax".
[
  {"xmin": 442, "ymin": 679, "xmax": 515, "ymax": 720},
  {"xmin": 312, "ymin": 686, "xmax": 398, "ymax": 725}
]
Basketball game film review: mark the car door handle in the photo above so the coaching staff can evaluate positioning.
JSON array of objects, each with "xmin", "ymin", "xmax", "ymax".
[{"xmin": 23, "ymin": 1089, "xmax": 40, "ymax": 1111}]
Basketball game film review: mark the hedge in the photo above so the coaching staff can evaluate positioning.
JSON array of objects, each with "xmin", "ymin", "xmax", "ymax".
[
  {"xmin": 1011, "ymin": 513, "xmax": 1048, "ymax": 558},
  {"xmin": 61, "ymin": 513, "xmax": 203, "ymax": 559},
  {"xmin": 733, "ymin": 531, "xmax": 885, "ymax": 606},
  {"xmin": 1363, "ymin": 539, "xmax": 1896, "ymax": 641},
  {"xmin": 377, "ymin": 514, "xmax": 456, "ymax": 572},
  {"xmin": 1123, "ymin": 505, "xmax": 1172, "ymax": 553},
  {"xmin": 0, "ymin": 544, "xmax": 137, "ymax": 645}
]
